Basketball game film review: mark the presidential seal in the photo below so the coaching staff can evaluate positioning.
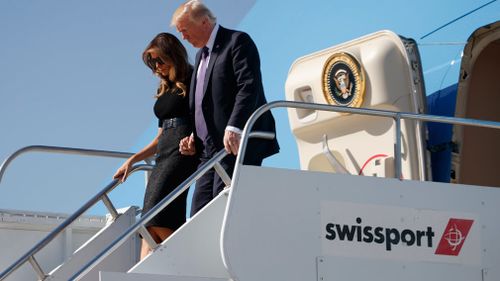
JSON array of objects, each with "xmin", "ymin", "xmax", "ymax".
[{"xmin": 322, "ymin": 52, "xmax": 365, "ymax": 107}]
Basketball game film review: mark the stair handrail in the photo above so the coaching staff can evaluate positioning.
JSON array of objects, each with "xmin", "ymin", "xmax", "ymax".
[
  {"xmin": 0, "ymin": 164, "xmax": 154, "ymax": 281},
  {"xmin": 235, "ymin": 100, "xmax": 500, "ymax": 180},
  {"xmin": 0, "ymin": 145, "xmax": 153, "ymax": 184},
  {"xmin": 69, "ymin": 131, "xmax": 275, "ymax": 281}
]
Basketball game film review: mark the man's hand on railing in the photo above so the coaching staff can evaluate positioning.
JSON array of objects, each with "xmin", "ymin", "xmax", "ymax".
[{"xmin": 223, "ymin": 130, "xmax": 241, "ymax": 155}]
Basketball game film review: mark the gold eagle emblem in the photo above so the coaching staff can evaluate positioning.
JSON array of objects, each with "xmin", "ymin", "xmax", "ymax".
[{"xmin": 322, "ymin": 52, "xmax": 365, "ymax": 107}]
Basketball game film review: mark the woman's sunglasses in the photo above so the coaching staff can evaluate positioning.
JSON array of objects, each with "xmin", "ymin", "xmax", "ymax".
[{"xmin": 147, "ymin": 55, "xmax": 165, "ymax": 70}]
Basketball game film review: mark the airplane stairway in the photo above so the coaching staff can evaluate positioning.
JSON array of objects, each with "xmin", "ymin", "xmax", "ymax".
[
  {"xmin": 0, "ymin": 146, "xmax": 234, "ymax": 281},
  {"xmin": 99, "ymin": 101, "xmax": 500, "ymax": 281},
  {"xmin": 99, "ymin": 190, "xmax": 231, "ymax": 281},
  {"xmin": 101, "ymin": 103, "xmax": 500, "ymax": 281}
]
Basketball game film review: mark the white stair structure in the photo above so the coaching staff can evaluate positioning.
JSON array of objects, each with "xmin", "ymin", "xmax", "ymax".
[
  {"xmin": 100, "ymin": 191, "xmax": 230, "ymax": 281},
  {"xmin": 96, "ymin": 97, "xmax": 500, "ymax": 280},
  {"xmin": 101, "ymin": 162, "xmax": 500, "ymax": 281},
  {"xmin": 47, "ymin": 207, "xmax": 138, "ymax": 281}
]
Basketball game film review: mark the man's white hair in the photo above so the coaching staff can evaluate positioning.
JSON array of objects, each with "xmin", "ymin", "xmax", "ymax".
[{"xmin": 171, "ymin": 0, "xmax": 216, "ymax": 26}]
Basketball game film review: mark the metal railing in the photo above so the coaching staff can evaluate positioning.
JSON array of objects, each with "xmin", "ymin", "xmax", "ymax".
[
  {"xmin": 68, "ymin": 131, "xmax": 274, "ymax": 280},
  {"xmin": 0, "ymin": 164, "xmax": 154, "ymax": 281},
  {"xmin": 0, "ymin": 145, "xmax": 157, "ymax": 280},
  {"xmin": 0, "ymin": 131, "xmax": 272, "ymax": 280},
  {"xmin": 235, "ymin": 101, "xmax": 500, "ymax": 181},
  {"xmin": 0, "ymin": 145, "xmax": 152, "ymax": 184}
]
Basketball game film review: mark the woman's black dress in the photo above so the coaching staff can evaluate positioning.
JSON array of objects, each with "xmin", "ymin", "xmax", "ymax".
[{"xmin": 142, "ymin": 88, "xmax": 198, "ymax": 230}]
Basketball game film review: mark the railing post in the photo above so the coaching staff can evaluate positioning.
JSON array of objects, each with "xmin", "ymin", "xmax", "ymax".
[
  {"xmin": 101, "ymin": 194, "xmax": 119, "ymax": 220},
  {"xmin": 28, "ymin": 256, "xmax": 46, "ymax": 280},
  {"xmin": 144, "ymin": 158, "xmax": 154, "ymax": 190},
  {"xmin": 394, "ymin": 113, "xmax": 403, "ymax": 180},
  {"xmin": 214, "ymin": 162, "xmax": 232, "ymax": 188},
  {"xmin": 137, "ymin": 226, "xmax": 159, "ymax": 252}
]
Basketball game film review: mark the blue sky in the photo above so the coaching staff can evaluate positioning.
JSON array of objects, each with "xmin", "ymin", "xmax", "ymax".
[{"xmin": 0, "ymin": 0, "xmax": 498, "ymax": 215}]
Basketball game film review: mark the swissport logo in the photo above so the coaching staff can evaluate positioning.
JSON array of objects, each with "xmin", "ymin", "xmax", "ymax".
[
  {"xmin": 435, "ymin": 218, "xmax": 474, "ymax": 256},
  {"xmin": 321, "ymin": 202, "xmax": 479, "ymax": 264},
  {"xmin": 323, "ymin": 217, "xmax": 475, "ymax": 256}
]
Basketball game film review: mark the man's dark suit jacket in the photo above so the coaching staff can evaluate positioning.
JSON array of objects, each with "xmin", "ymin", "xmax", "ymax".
[{"xmin": 189, "ymin": 26, "xmax": 279, "ymax": 163}]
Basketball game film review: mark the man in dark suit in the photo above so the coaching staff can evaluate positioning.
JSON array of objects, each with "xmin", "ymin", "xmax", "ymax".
[{"xmin": 172, "ymin": 0, "xmax": 279, "ymax": 216}]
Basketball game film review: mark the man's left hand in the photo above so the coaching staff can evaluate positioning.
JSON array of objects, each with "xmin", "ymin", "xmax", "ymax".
[{"xmin": 223, "ymin": 130, "xmax": 241, "ymax": 155}]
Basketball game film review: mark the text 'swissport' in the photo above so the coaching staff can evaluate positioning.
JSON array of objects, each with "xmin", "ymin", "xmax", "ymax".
[{"xmin": 325, "ymin": 217, "xmax": 435, "ymax": 251}]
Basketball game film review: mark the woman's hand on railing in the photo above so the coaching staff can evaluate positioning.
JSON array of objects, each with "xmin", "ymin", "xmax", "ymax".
[{"xmin": 113, "ymin": 159, "xmax": 134, "ymax": 182}]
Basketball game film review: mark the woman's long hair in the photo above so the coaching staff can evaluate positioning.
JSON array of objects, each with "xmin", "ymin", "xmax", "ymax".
[{"xmin": 142, "ymin": 33, "xmax": 191, "ymax": 97}]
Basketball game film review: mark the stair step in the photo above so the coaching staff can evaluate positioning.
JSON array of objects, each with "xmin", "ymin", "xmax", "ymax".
[{"xmin": 48, "ymin": 206, "xmax": 138, "ymax": 281}]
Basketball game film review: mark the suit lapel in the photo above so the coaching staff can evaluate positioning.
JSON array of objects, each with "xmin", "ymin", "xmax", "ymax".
[
  {"xmin": 202, "ymin": 27, "xmax": 224, "ymax": 96},
  {"xmin": 190, "ymin": 50, "xmax": 203, "ymax": 111}
]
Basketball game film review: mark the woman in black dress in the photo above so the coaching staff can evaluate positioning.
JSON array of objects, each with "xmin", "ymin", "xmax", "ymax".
[{"xmin": 113, "ymin": 33, "xmax": 198, "ymax": 260}]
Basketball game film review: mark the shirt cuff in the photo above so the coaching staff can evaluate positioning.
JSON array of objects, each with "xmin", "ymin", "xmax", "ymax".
[{"xmin": 225, "ymin": 126, "xmax": 242, "ymax": 135}]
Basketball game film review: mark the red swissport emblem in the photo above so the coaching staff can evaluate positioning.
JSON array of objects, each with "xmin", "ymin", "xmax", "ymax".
[{"xmin": 435, "ymin": 218, "xmax": 474, "ymax": 256}]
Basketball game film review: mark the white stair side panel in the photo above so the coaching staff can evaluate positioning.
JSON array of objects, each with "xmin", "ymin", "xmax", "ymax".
[
  {"xmin": 47, "ymin": 207, "xmax": 139, "ymax": 281},
  {"xmin": 221, "ymin": 165, "xmax": 500, "ymax": 281},
  {"xmin": 317, "ymin": 255, "xmax": 480, "ymax": 281},
  {"xmin": 129, "ymin": 191, "xmax": 229, "ymax": 279},
  {"xmin": 100, "ymin": 271, "xmax": 228, "ymax": 281},
  {"xmin": 222, "ymin": 166, "xmax": 322, "ymax": 281}
]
